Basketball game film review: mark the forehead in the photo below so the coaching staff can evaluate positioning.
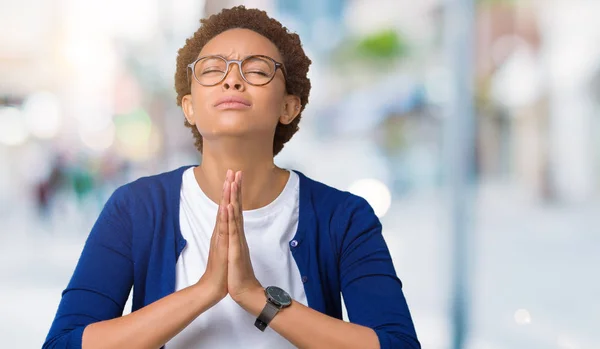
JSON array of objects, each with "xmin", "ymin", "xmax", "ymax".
[{"xmin": 199, "ymin": 28, "xmax": 283, "ymax": 61}]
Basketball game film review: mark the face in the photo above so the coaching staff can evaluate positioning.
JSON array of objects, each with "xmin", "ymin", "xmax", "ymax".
[{"xmin": 181, "ymin": 28, "xmax": 301, "ymax": 146}]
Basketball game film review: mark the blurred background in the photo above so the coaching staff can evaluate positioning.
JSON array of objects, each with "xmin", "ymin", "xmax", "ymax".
[{"xmin": 1, "ymin": 0, "xmax": 599, "ymax": 348}]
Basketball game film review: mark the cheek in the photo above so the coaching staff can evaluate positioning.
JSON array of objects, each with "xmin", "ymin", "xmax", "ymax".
[
  {"xmin": 259, "ymin": 95, "xmax": 284, "ymax": 119},
  {"xmin": 254, "ymin": 86, "xmax": 286, "ymax": 119},
  {"xmin": 189, "ymin": 91, "xmax": 217, "ymax": 128},
  {"xmin": 190, "ymin": 89, "xmax": 211, "ymax": 115}
]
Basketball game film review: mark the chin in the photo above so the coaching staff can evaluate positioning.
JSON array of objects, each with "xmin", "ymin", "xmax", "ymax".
[
  {"xmin": 197, "ymin": 111, "xmax": 273, "ymax": 135},
  {"xmin": 198, "ymin": 123, "xmax": 256, "ymax": 138}
]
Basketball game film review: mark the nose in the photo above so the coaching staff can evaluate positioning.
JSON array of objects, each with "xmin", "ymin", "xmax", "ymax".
[{"xmin": 222, "ymin": 62, "xmax": 245, "ymax": 91}]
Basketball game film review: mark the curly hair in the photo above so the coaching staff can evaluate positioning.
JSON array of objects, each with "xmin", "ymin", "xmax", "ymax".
[{"xmin": 174, "ymin": 6, "xmax": 312, "ymax": 156}]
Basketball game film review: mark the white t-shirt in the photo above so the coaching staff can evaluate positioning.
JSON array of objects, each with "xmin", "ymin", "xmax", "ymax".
[{"xmin": 166, "ymin": 167, "xmax": 307, "ymax": 349}]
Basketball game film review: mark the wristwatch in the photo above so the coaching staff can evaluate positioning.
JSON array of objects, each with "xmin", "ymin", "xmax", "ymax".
[{"xmin": 254, "ymin": 286, "xmax": 292, "ymax": 331}]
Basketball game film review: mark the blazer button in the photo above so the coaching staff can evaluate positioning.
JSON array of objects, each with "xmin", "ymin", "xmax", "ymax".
[
  {"xmin": 290, "ymin": 240, "xmax": 299, "ymax": 248},
  {"xmin": 301, "ymin": 276, "xmax": 308, "ymax": 283}
]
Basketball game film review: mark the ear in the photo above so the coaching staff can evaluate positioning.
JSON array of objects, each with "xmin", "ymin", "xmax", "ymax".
[
  {"xmin": 182, "ymin": 94, "xmax": 195, "ymax": 125},
  {"xmin": 279, "ymin": 95, "xmax": 302, "ymax": 125}
]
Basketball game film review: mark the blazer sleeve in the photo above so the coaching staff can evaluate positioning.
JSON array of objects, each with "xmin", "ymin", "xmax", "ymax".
[
  {"xmin": 42, "ymin": 185, "xmax": 135, "ymax": 349},
  {"xmin": 338, "ymin": 195, "xmax": 421, "ymax": 349}
]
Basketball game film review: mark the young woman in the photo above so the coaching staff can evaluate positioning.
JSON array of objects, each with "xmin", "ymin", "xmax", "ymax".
[{"xmin": 43, "ymin": 6, "xmax": 420, "ymax": 349}]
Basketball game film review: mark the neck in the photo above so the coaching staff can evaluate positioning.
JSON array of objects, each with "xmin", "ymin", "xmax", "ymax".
[{"xmin": 193, "ymin": 139, "xmax": 289, "ymax": 210}]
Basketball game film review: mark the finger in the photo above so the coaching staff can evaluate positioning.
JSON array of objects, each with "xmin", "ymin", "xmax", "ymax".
[
  {"xmin": 230, "ymin": 171, "xmax": 236, "ymax": 205},
  {"xmin": 223, "ymin": 172, "xmax": 231, "ymax": 206},
  {"xmin": 237, "ymin": 171, "xmax": 243, "ymax": 208},
  {"xmin": 217, "ymin": 176, "xmax": 229, "ymax": 233},
  {"xmin": 234, "ymin": 171, "xmax": 242, "ymax": 212},
  {"xmin": 231, "ymin": 180, "xmax": 240, "ymax": 221},
  {"xmin": 234, "ymin": 172, "xmax": 247, "ymax": 247},
  {"xmin": 231, "ymin": 172, "xmax": 243, "ymax": 226},
  {"xmin": 210, "ymin": 180, "xmax": 227, "ymax": 248},
  {"xmin": 227, "ymin": 204, "xmax": 241, "ymax": 260},
  {"xmin": 227, "ymin": 203, "xmax": 237, "ymax": 237},
  {"xmin": 226, "ymin": 169, "xmax": 234, "ymax": 188},
  {"xmin": 230, "ymin": 181, "xmax": 244, "ymax": 244},
  {"xmin": 218, "ymin": 201, "xmax": 228, "ymax": 254}
]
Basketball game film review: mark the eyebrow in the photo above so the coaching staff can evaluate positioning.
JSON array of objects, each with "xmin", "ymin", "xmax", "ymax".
[{"xmin": 199, "ymin": 53, "xmax": 277, "ymax": 61}]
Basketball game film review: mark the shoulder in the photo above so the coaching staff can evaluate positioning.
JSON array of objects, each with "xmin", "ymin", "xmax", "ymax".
[
  {"xmin": 108, "ymin": 165, "xmax": 194, "ymax": 211},
  {"xmin": 294, "ymin": 171, "xmax": 382, "ymax": 263},
  {"xmin": 127, "ymin": 165, "xmax": 193, "ymax": 192},
  {"xmin": 294, "ymin": 170, "xmax": 375, "ymax": 220}
]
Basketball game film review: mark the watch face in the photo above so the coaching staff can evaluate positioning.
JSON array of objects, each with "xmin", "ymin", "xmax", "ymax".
[{"xmin": 266, "ymin": 286, "xmax": 292, "ymax": 307}]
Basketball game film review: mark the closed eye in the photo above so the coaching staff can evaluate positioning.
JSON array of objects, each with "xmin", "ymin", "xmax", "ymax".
[
  {"xmin": 245, "ymin": 70, "xmax": 270, "ymax": 77},
  {"xmin": 201, "ymin": 69, "xmax": 224, "ymax": 75}
]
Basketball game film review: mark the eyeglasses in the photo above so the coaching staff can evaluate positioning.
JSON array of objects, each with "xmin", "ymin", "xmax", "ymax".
[{"xmin": 187, "ymin": 55, "xmax": 287, "ymax": 87}]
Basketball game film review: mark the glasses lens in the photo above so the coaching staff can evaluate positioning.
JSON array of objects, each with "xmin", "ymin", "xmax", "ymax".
[
  {"xmin": 194, "ymin": 57, "xmax": 227, "ymax": 85},
  {"xmin": 241, "ymin": 56, "xmax": 276, "ymax": 85}
]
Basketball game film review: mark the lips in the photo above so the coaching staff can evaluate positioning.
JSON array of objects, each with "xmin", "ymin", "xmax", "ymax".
[{"xmin": 214, "ymin": 96, "xmax": 251, "ymax": 109}]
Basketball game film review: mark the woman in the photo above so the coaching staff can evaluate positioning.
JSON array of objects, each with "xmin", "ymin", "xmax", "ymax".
[{"xmin": 43, "ymin": 6, "xmax": 420, "ymax": 349}]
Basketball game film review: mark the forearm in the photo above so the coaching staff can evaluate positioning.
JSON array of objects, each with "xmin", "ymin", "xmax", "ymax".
[
  {"xmin": 238, "ymin": 288, "xmax": 380, "ymax": 349},
  {"xmin": 82, "ymin": 280, "xmax": 219, "ymax": 349}
]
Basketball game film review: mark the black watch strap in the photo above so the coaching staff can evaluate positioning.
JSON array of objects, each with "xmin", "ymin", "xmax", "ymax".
[{"xmin": 254, "ymin": 302, "xmax": 280, "ymax": 332}]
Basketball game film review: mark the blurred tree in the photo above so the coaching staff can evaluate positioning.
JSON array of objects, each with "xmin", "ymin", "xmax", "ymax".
[
  {"xmin": 335, "ymin": 28, "xmax": 409, "ymax": 63},
  {"xmin": 354, "ymin": 29, "xmax": 407, "ymax": 60},
  {"xmin": 331, "ymin": 28, "xmax": 410, "ymax": 81}
]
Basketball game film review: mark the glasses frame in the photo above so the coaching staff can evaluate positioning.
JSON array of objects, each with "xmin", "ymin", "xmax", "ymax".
[{"xmin": 187, "ymin": 54, "xmax": 287, "ymax": 87}]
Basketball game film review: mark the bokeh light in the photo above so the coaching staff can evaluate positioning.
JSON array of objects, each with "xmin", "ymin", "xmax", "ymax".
[
  {"xmin": 514, "ymin": 309, "xmax": 532, "ymax": 325},
  {"xmin": 22, "ymin": 92, "xmax": 62, "ymax": 139},
  {"xmin": 79, "ymin": 120, "xmax": 116, "ymax": 152},
  {"xmin": 0, "ymin": 107, "xmax": 29, "ymax": 146},
  {"xmin": 347, "ymin": 178, "xmax": 392, "ymax": 218}
]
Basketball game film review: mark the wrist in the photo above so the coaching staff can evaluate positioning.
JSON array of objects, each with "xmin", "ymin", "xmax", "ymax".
[
  {"xmin": 234, "ymin": 286, "xmax": 266, "ymax": 316},
  {"xmin": 194, "ymin": 278, "xmax": 226, "ymax": 305}
]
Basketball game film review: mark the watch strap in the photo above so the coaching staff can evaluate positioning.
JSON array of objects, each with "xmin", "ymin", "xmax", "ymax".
[{"xmin": 254, "ymin": 301, "xmax": 280, "ymax": 332}]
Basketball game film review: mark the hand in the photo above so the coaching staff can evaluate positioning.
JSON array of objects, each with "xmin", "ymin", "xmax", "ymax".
[
  {"xmin": 226, "ymin": 170, "xmax": 263, "ymax": 303},
  {"xmin": 196, "ymin": 173, "xmax": 231, "ymax": 304}
]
